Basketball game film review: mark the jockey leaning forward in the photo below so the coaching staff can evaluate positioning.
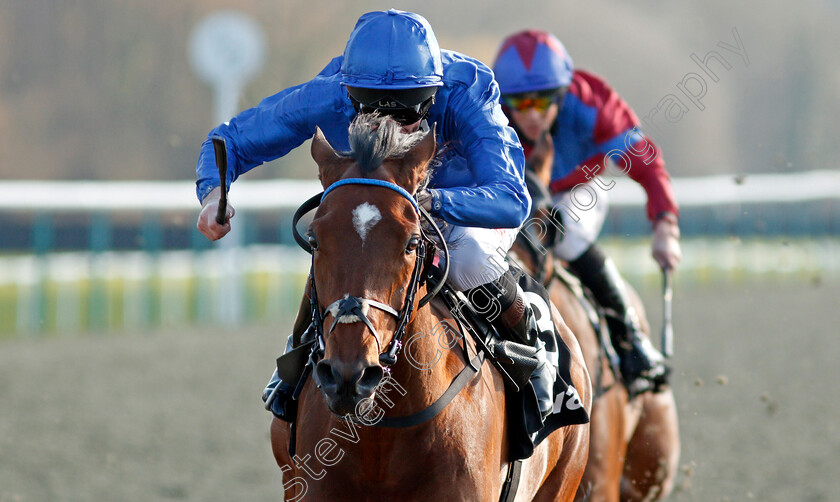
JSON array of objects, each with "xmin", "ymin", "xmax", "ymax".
[
  {"xmin": 492, "ymin": 29, "xmax": 682, "ymax": 395},
  {"xmin": 195, "ymin": 11, "xmax": 563, "ymax": 419}
]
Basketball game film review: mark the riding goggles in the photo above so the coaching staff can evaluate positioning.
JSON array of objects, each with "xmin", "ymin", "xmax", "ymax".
[
  {"xmin": 502, "ymin": 88, "xmax": 567, "ymax": 113},
  {"xmin": 347, "ymin": 87, "xmax": 437, "ymax": 126}
]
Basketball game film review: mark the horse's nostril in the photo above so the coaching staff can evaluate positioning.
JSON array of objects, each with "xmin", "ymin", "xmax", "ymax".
[
  {"xmin": 318, "ymin": 360, "xmax": 382, "ymax": 400},
  {"xmin": 316, "ymin": 361, "xmax": 338, "ymax": 389},
  {"xmin": 357, "ymin": 365, "xmax": 384, "ymax": 393}
]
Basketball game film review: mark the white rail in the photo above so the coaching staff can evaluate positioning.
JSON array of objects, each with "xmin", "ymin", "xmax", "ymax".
[{"xmin": 1, "ymin": 171, "xmax": 837, "ymax": 212}]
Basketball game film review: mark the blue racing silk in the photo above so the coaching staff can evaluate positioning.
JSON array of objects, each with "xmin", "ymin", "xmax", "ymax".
[{"xmin": 195, "ymin": 50, "xmax": 530, "ymax": 229}]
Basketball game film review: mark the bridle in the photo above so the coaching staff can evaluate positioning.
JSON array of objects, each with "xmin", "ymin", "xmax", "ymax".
[
  {"xmin": 287, "ymin": 178, "xmax": 487, "ymax": 438},
  {"xmin": 292, "ymin": 178, "xmax": 449, "ymax": 369}
]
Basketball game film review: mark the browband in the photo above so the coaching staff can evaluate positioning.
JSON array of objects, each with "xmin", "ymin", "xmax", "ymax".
[{"xmin": 321, "ymin": 178, "xmax": 419, "ymax": 214}]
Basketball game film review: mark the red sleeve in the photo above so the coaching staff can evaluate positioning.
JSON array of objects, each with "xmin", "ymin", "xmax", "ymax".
[
  {"xmin": 583, "ymin": 73, "xmax": 639, "ymax": 146},
  {"xmin": 624, "ymin": 137, "xmax": 679, "ymax": 222},
  {"xmin": 549, "ymin": 71, "xmax": 679, "ymax": 224}
]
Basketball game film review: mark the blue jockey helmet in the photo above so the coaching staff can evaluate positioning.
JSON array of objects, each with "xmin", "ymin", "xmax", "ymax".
[
  {"xmin": 341, "ymin": 9, "xmax": 443, "ymax": 90},
  {"xmin": 341, "ymin": 10, "xmax": 442, "ymax": 124},
  {"xmin": 492, "ymin": 30, "xmax": 574, "ymax": 95}
]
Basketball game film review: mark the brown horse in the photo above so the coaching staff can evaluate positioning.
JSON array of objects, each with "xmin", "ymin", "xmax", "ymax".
[
  {"xmin": 270, "ymin": 116, "xmax": 592, "ymax": 501},
  {"xmin": 509, "ymin": 134, "xmax": 680, "ymax": 501}
]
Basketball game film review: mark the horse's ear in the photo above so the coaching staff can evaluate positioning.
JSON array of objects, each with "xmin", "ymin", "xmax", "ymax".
[
  {"xmin": 400, "ymin": 128, "xmax": 437, "ymax": 193},
  {"xmin": 312, "ymin": 127, "xmax": 344, "ymax": 189},
  {"xmin": 311, "ymin": 127, "xmax": 338, "ymax": 165},
  {"xmin": 527, "ymin": 130, "xmax": 554, "ymax": 188}
]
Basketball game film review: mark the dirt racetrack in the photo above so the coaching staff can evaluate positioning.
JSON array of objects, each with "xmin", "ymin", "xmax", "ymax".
[{"xmin": 1, "ymin": 278, "xmax": 838, "ymax": 501}]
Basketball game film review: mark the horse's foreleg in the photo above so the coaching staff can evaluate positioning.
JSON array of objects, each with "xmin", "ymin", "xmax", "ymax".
[
  {"xmin": 530, "ymin": 421, "xmax": 590, "ymax": 502},
  {"xmin": 620, "ymin": 389, "xmax": 681, "ymax": 501},
  {"xmin": 271, "ymin": 417, "xmax": 311, "ymax": 500},
  {"xmin": 575, "ymin": 387, "xmax": 629, "ymax": 502},
  {"xmin": 269, "ymin": 417, "xmax": 291, "ymax": 468},
  {"xmin": 270, "ymin": 417, "xmax": 300, "ymax": 497}
]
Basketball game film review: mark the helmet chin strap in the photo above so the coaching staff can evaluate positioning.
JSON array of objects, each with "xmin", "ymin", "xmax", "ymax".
[{"xmin": 402, "ymin": 118, "xmax": 430, "ymax": 134}]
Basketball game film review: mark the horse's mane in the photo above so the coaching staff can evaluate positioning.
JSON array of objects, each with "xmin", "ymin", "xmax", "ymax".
[{"xmin": 346, "ymin": 113, "xmax": 430, "ymax": 176}]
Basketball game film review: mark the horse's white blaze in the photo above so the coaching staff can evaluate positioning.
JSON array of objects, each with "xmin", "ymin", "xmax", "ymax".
[
  {"xmin": 327, "ymin": 294, "xmax": 371, "ymax": 324},
  {"xmin": 352, "ymin": 202, "xmax": 381, "ymax": 243}
]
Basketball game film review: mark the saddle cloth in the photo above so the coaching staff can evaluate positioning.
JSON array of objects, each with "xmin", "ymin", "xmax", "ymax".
[{"xmin": 503, "ymin": 266, "xmax": 590, "ymax": 460}]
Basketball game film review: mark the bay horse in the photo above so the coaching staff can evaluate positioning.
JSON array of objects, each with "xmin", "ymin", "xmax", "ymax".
[
  {"xmin": 509, "ymin": 134, "xmax": 679, "ymax": 501},
  {"xmin": 269, "ymin": 116, "xmax": 592, "ymax": 501}
]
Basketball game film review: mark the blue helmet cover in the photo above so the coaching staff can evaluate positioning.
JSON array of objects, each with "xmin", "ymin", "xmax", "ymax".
[
  {"xmin": 341, "ymin": 9, "xmax": 444, "ymax": 90},
  {"xmin": 493, "ymin": 30, "xmax": 574, "ymax": 95}
]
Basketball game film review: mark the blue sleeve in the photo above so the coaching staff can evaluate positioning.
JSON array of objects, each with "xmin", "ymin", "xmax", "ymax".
[
  {"xmin": 432, "ymin": 72, "xmax": 531, "ymax": 229},
  {"xmin": 194, "ymin": 58, "xmax": 343, "ymax": 202},
  {"xmin": 590, "ymin": 127, "xmax": 644, "ymax": 161}
]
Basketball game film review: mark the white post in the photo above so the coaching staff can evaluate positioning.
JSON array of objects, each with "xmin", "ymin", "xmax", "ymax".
[{"xmin": 189, "ymin": 11, "xmax": 266, "ymax": 325}]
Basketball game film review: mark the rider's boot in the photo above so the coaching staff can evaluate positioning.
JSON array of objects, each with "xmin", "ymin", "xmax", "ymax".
[
  {"xmin": 262, "ymin": 335, "xmax": 298, "ymax": 421},
  {"xmin": 501, "ymin": 289, "xmax": 556, "ymax": 418},
  {"xmin": 569, "ymin": 245, "xmax": 669, "ymax": 396},
  {"xmin": 262, "ymin": 294, "xmax": 313, "ymax": 422},
  {"xmin": 468, "ymin": 270, "xmax": 555, "ymax": 418}
]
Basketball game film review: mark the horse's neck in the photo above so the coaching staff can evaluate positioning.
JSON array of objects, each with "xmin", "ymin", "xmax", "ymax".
[
  {"xmin": 536, "ymin": 250, "xmax": 555, "ymax": 278},
  {"xmin": 384, "ymin": 302, "xmax": 465, "ymax": 415},
  {"xmin": 510, "ymin": 240, "xmax": 554, "ymax": 286}
]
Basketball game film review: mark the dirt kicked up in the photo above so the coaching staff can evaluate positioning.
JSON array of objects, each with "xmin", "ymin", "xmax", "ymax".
[{"xmin": 0, "ymin": 278, "xmax": 838, "ymax": 501}]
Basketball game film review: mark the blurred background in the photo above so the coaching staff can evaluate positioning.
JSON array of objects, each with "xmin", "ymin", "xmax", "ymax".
[{"xmin": 0, "ymin": 1, "xmax": 838, "ymax": 501}]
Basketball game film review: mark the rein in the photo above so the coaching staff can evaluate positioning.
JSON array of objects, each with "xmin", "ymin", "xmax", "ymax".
[
  {"xmin": 288, "ymin": 178, "xmax": 487, "ymax": 434},
  {"xmin": 288, "ymin": 181, "xmax": 516, "ymax": 501},
  {"xmin": 288, "ymin": 178, "xmax": 522, "ymax": 502}
]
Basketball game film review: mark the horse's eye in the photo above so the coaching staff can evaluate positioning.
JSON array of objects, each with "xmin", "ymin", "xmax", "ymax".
[
  {"xmin": 308, "ymin": 232, "xmax": 319, "ymax": 250},
  {"xmin": 405, "ymin": 235, "xmax": 421, "ymax": 254}
]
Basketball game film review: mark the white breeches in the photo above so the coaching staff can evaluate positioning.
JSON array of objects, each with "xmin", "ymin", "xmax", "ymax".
[
  {"xmin": 438, "ymin": 225, "xmax": 520, "ymax": 291},
  {"xmin": 552, "ymin": 181, "xmax": 609, "ymax": 261}
]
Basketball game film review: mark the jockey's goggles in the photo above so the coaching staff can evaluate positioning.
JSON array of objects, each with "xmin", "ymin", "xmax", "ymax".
[
  {"xmin": 502, "ymin": 87, "xmax": 567, "ymax": 113},
  {"xmin": 347, "ymin": 86, "xmax": 437, "ymax": 126}
]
